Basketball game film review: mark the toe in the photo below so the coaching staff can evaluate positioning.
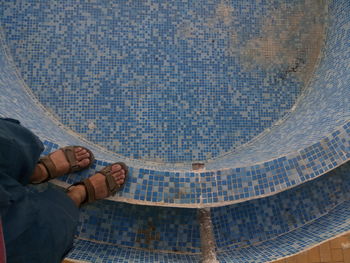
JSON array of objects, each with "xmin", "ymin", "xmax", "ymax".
[
  {"xmin": 112, "ymin": 172, "xmax": 125, "ymax": 185},
  {"xmin": 77, "ymin": 148, "xmax": 87, "ymax": 154},
  {"xmin": 76, "ymin": 152, "xmax": 90, "ymax": 162},
  {"xmin": 111, "ymin": 171, "xmax": 124, "ymax": 179},
  {"xmin": 114, "ymin": 169, "xmax": 125, "ymax": 177},
  {"xmin": 116, "ymin": 175, "xmax": 125, "ymax": 185},
  {"xmin": 78, "ymin": 158, "xmax": 90, "ymax": 168},
  {"xmin": 111, "ymin": 164, "xmax": 122, "ymax": 172},
  {"xmin": 117, "ymin": 179, "xmax": 125, "ymax": 186},
  {"xmin": 76, "ymin": 148, "xmax": 88, "ymax": 157},
  {"xmin": 74, "ymin": 147, "xmax": 83, "ymax": 153}
]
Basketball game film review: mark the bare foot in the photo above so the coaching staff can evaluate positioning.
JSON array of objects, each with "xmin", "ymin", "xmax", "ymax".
[
  {"xmin": 30, "ymin": 147, "xmax": 91, "ymax": 183},
  {"xmin": 67, "ymin": 164, "xmax": 126, "ymax": 207}
]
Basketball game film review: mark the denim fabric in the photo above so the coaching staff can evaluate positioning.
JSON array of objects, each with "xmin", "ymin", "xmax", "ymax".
[{"xmin": 0, "ymin": 118, "xmax": 79, "ymax": 263}]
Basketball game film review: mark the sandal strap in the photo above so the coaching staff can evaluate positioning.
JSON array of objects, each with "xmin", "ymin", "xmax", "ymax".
[
  {"xmin": 61, "ymin": 146, "xmax": 80, "ymax": 173},
  {"xmin": 67, "ymin": 178, "xmax": 96, "ymax": 206},
  {"xmin": 67, "ymin": 162, "xmax": 128, "ymax": 206},
  {"xmin": 98, "ymin": 165, "xmax": 116, "ymax": 195},
  {"xmin": 105, "ymin": 173, "xmax": 118, "ymax": 195},
  {"xmin": 98, "ymin": 162, "xmax": 128, "ymax": 195},
  {"xmin": 83, "ymin": 178, "xmax": 96, "ymax": 204},
  {"xmin": 39, "ymin": 146, "xmax": 95, "ymax": 182},
  {"xmin": 38, "ymin": 155, "xmax": 58, "ymax": 180}
]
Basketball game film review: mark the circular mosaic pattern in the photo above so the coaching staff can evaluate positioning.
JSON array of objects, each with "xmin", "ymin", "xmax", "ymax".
[{"xmin": 0, "ymin": 0, "xmax": 326, "ymax": 163}]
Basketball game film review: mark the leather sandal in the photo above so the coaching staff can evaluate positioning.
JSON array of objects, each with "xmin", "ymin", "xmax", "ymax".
[
  {"xmin": 68, "ymin": 162, "xmax": 128, "ymax": 205},
  {"xmin": 38, "ymin": 146, "xmax": 95, "ymax": 182}
]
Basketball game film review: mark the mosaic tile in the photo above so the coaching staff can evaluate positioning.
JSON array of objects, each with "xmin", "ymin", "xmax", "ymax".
[
  {"xmin": 217, "ymin": 198, "xmax": 350, "ymax": 263},
  {"xmin": 0, "ymin": 0, "xmax": 349, "ymax": 209},
  {"xmin": 0, "ymin": 0, "xmax": 327, "ymax": 163},
  {"xmin": 212, "ymin": 162, "xmax": 350, "ymax": 249},
  {"xmin": 0, "ymin": 3, "xmax": 350, "ymax": 262},
  {"xmin": 62, "ymin": 163, "xmax": 350, "ymax": 262},
  {"xmin": 76, "ymin": 201, "xmax": 201, "ymax": 253},
  {"xmin": 67, "ymin": 239, "xmax": 200, "ymax": 263}
]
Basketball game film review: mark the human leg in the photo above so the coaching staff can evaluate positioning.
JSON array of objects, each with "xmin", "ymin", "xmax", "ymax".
[
  {"xmin": 0, "ymin": 118, "xmax": 44, "ymax": 187},
  {"xmin": 3, "ymin": 187, "xmax": 79, "ymax": 263},
  {"xmin": 3, "ymin": 163, "xmax": 127, "ymax": 263},
  {"xmin": 0, "ymin": 118, "xmax": 127, "ymax": 262},
  {"xmin": 67, "ymin": 163, "xmax": 127, "ymax": 207},
  {"xmin": 0, "ymin": 118, "xmax": 93, "ymax": 211},
  {"xmin": 30, "ymin": 146, "xmax": 93, "ymax": 183},
  {"xmin": 0, "ymin": 118, "xmax": 94, "ymax": 185},
  {"xmin": 0, "ymin": 118, "xmax": 94, "ymax": 262}
]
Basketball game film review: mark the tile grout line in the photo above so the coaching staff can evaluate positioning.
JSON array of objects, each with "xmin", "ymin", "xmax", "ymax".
[{"xmin": 198, "ymin": 208, "xmax": 219, "ymax": 263}]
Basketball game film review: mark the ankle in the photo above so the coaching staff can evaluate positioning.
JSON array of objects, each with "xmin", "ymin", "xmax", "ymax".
[
  {"xmin": 67, "ymin": 185, "xmax": 87, "ymax": 207},
  {"xmin": 30, "ymin": 164, "xmax": 48, "ymax": 183}
]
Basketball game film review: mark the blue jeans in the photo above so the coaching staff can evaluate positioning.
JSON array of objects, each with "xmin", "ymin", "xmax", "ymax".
[{"xmin": 0, "ymin": 118, "xmax": 79, "ymax": 263}]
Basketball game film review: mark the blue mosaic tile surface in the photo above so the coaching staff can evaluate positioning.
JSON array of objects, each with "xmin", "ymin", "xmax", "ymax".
[
  {"xmin": 67, "ymin": 239, "xmax": 200, "ymax": 263},
  {"xmin": 0, "ymin": 0, "xmax": 348, "ymax": 208},
  {"xmin": 42, "ymin": 130, "xmax": 350, "ymax": 207},
  {"xmin": 63, "ymin": 163, "xmax": 350, "ymax": 262},
  {"xmin": 67, "ymin": 191, "xmax": 350, "ymax": 263},
  {"xmin": 0, "ymin": 0, "xmax": 327, "ymax": 163},
  {"xmin": 217, "ymin": 198, "xmax": 350, "ymax": 263},
  {"xmin": 0, "ymin": 0, "xmax": 349, "ymax": 261},
  {"xmin": 212, "ymin": 162, "xmax": 350, "ymax": 249},
  {"xmin": 77, "ymin": 202, "xmax": 201, "ymax": 253},
  {"xmin": 209, "ymin": 0, "xmax": 350, "ymax": 169}
]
